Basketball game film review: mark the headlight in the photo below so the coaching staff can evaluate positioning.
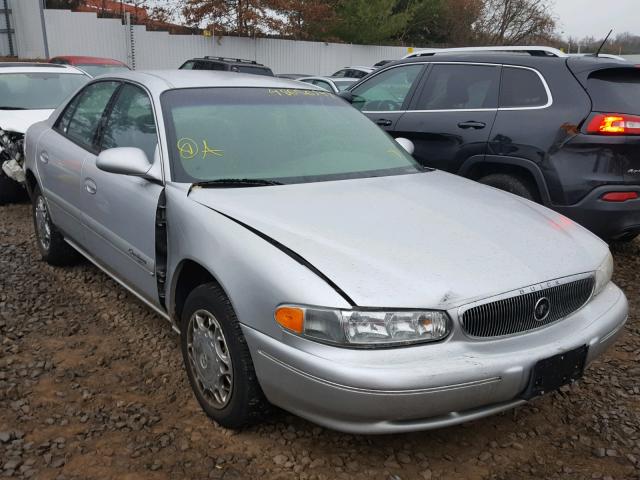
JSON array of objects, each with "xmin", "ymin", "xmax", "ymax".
[
  {"xmin": 275, "ymin": 306, "xmax": 451, "ymax": 347},
  {"xmin": 593, "ymin": 251, "xmax": 613, "ymax": 296}
]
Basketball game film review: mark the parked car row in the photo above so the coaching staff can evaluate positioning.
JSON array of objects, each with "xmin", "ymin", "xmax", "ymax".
[
  {"xmin": 20, "ymin": 66, "xmax": 628, "ymax": 433},
  {"xmin": 0, "ymin": 47, "xmax": 634, "ymax": 434}
]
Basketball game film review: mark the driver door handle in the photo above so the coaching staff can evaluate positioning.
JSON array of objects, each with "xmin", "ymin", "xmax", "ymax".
[
  {"xmin": 39, "ymin": 151, "xmax": 49, "ymax": 164},
  {"xmin": 375, "ymin": 119, "xmax": 393, "ymax": 127},
  {"xmin": 457, "ymin": 121, "xmax": 486, "ymax": 130},
  {"xmin": 84, "ymin": 178, "xmax": 97, "ymax": 195}
]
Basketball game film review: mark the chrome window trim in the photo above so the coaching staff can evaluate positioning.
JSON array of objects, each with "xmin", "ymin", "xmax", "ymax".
[
  {"xmin": 359, "ymin": 61, "xmax": 553, "ymax": 114},
  {"xmin": 456, "ymin": 272, "xmax": 595, "ymax": 340}
]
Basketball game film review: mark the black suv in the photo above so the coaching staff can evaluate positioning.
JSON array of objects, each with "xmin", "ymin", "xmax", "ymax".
[
  {"xmin": 180, "ymin": 57, "xmax": 274, "ymax": 76},
  {"xmin": 344, "ymin": 48, "xmax": 640, "ymax": 241}
]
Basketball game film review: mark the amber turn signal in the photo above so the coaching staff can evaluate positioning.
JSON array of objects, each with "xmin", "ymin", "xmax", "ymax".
[{"xmin": 275, "ymin": 306, "xmax": 304, "ymax": 333}]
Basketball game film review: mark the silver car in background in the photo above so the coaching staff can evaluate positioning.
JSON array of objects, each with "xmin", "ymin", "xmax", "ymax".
[
  {"xmin": 24, "ymin": 71, "xmax": 627, "ymax": 434},
  {"xmin": 298, "ymin": 76, "xmax": 357, "ymax": 94}
]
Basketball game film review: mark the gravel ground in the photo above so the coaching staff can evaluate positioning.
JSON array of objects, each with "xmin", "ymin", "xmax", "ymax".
[{"xmin": 1, "ymin": 202, "xmax": 639, "ymax": 480}]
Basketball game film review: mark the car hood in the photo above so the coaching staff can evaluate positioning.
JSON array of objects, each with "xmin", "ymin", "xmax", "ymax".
[
  {"xmin": 0, "ymin": 109, "xmax": 53, "ymax": 134},
  {"xmin": 189, "ymin": 171, "xmax": 608, "ymax": 309}
]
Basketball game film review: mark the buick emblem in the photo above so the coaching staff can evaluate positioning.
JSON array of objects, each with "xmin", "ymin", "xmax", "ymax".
[{"xmin": 534, "ymin": 297, "xmax": 551, "ymax": 322}]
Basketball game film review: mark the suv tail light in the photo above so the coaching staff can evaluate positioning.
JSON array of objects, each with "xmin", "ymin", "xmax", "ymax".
[{"xmin": 586, "ymin": 113, "xmax": 640, "ymax": 135}]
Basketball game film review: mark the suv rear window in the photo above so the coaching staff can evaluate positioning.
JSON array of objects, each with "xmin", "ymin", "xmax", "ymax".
[
  {"xmin": 500, "ymin": 67, "xmax": 549, "ymax": 108},
  {"xmin": 587, "ymin": 68, "xmax": 640, "ymax": 114}
]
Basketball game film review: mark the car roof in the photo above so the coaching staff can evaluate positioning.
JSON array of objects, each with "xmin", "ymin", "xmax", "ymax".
[
  {"xmin": 0, "ymin": 63, "xmax": 88, "ymax": 75},
  {"xmin": 338, "ymin": 66, "xmax": 374, "ymax": 71},
  {"xmin": 92, "ymin": 70, "xmax": 324, "ymax": 94},
  {"xmin": 389, "ymin": 53, "xmax": 569, "ymax": 69},
  {"xmin": 188, "ymin": 57, "xmax": 268, "ymax": 67},
  {"xmin": 393, "ymin": 51, "xmax": 633, "ymax": 70},
  {"xmin": 50, "ymin": 56, "xmax": 127, "ymax": 66}
]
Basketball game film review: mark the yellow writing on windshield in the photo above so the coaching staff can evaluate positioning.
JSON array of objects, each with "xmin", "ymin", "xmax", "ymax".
[
  {"xmin": 177, "ymin": 138, "xmax": 224, "ymax": 160},
  {"xmin": 268, "ymin": 89, "xmax": 331, "ymax": 97}
]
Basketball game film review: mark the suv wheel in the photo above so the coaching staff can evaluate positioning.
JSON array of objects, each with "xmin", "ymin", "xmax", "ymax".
[
  {"xmin": 32, "ymin": 185, "xmax": 80, "ymax": 266},
  {"xmin": 181, "ymin": 283, "xmax": 270, "ymax": 429},
  {"xmin": 478, "ymin": 173, "xmax": 539, "ymax": 202}
]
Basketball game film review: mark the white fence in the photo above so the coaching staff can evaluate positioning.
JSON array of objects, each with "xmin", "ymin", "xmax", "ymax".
[
  {"xmin": 11, "ymin": 0, "xmax": 412, "ymax": 75},
  {"xmin": 0, "ymin": 2, "xmax": 16, "ymax": 56}
]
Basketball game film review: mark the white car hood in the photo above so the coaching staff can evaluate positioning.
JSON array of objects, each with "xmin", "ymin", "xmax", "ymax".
[
  {"xmin": 0, "ymin": 109, "xmax": 53, "ymax": 134},
  {"xmin": 190, "ymin": 171, "xmax": 608, "ymax": 309}
]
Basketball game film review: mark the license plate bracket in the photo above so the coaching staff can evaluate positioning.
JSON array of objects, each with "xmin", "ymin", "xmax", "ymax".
[{"xmin": 521, "ymin": 345, "xmax": 588, "ymax": 400}]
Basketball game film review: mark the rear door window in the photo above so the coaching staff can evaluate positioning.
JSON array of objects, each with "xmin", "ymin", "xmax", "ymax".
[
  {"xmin": 587, "ymin": 68, "xmax": 640, "ymax": 114},
  {"xmin": 414, "ymin": 64, "xmax": 500, "ymax": 110},
  {"xmin": 500, "ymin": 67, "xmax": 549, "ymax": 108}
]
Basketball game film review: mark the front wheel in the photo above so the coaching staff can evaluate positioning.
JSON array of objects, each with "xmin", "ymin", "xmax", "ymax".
[{"xmin": 180, "ymin": 283, "xmax": 270, "ymax": 429}]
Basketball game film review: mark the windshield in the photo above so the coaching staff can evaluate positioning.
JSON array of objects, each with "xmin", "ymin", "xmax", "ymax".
[
  {"xmin": 162, "ymin": 87, "xmax": 421, "ymax": 184},
  {"xmin": 0, "ymin": 73, "xmax": 88, "ymax": 109},
  {"xmin": 77, "ymin": 65, "xmax": 129, "ymax": 77}
]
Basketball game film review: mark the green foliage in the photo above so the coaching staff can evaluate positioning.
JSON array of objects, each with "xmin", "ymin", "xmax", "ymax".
[{"xmin": 331, "ymin": 0, "xmax": 411, "ymax": 44}]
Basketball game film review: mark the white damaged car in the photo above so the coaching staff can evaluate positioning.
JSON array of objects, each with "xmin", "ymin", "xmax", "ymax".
[{"xmin": 0, "ymin": 63, "xmax": 88, "ymax": 203}]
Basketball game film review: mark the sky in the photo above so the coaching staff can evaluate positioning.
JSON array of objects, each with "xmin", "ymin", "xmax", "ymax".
[{"xmin": 552, "ymin": 0, "xmax": 640, "ymax": 39}]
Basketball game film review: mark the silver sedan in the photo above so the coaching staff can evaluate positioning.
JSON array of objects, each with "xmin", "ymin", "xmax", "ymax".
[{"xmin": 24, "ymin": 71, "xmax": 627, "ymax": 434}]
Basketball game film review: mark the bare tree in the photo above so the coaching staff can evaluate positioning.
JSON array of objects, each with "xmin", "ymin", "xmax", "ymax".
[{"xmin": 475, "ymin": 0, "xmax": 556, "ymax": 45}]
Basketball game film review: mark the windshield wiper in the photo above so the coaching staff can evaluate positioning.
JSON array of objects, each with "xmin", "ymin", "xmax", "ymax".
[
  {"xmin": 0, "ymin": 106, "xmax": 28, "ymax": 110},
  {"xmin": 190, "ymin": 178, "xmax": 284, "ymax": 191}
]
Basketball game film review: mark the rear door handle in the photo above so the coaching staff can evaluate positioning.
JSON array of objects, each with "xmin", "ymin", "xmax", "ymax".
[
  {"xmin": 84, "ymin": 178, "xmax": 97, "ymax": 195},
  {"xmin": 39, "ymin": 151, "xmax": 49, "ymax": 164},
  {"xmin": 375, "ymin": 119, "xmax": 393, "ymax": 127},
  {"xmin": 457, "ymin": 121, "xmax": 486, "ymax": 130}
]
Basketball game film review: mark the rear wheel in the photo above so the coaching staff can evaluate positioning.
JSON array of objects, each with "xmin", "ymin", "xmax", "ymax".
[
  {"xmin": 0, "ymin": 169, "xmax": 28, "ymax": 204},
  {"xmin": 478, "ymin": 173, "xmax": 539, "ymax": 202},
  {"xmin": 32, "ymin": 185, "xmax": 80, "ymax": 266},
  {"xmin": 181, "ymin": 283, "xmax": 270, "ymax": 429}
]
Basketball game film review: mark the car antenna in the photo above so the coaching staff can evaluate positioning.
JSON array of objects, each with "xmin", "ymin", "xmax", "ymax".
[{"xmin": 595, "ymin": 29, "xmax": 613, "ymax": 57}]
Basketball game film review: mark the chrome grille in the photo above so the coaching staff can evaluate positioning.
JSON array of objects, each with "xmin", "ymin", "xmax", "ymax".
[{"xmin": 460, "ymin": 276, "xmax": 595, "ymax": 338}]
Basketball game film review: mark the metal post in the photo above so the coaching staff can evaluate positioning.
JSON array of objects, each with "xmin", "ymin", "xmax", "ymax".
[
  {"xmin": 3, "ymin": 0, "xmax": 13, "ymax": 56},
  {"xmin": 125, "ymin": 12, "xmax": 135, "ymax": 69},
  {"xmin": 38, "ymin": 0, "xmax": 49, "ymax": 58}
]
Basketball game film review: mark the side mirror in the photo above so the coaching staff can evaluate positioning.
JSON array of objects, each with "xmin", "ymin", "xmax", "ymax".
[
  {"xmin": 338, "ymin": 91, "xmax": 354, "ymax": 104},
  {"xmin": 97, "ymin": 147, "xmax": 153, "ymax": 177},
  {"xmin": 395, "ymin": 137, "xmax": 415, "ymax": 155}
]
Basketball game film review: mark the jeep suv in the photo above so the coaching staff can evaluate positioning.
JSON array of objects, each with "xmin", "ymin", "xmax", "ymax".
[
  {"xmin": 344, "ymin": 47, "xmax": 640, "ymax": 242},
  {"xmin": 179, "ymin": 57, "xmax": 274, "ymax": 77}
]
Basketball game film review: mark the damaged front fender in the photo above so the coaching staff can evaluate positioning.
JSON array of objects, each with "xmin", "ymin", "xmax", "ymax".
[{"xmin": 0, "ymin": 127, "xmax": 26, "ymax": 183}]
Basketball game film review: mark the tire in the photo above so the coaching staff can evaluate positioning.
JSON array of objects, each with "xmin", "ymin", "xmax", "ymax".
[
  {"xmin": 31, "ymin": 185, "xmax": 80, "ymax": 266},
  {"xmin": 180, "ymin": 283, "xmax": 270, "ymax": 429},
  {"xmin": 614, "ymin": 232, "xmax": 638, "ymax": 243},
  {"xmin": 478, "ymin": 173, "xmax": 539, "ymax": 202},
  {"xmin": 0, "ymin": 169, "xmax": 28, "ymax": 205}
]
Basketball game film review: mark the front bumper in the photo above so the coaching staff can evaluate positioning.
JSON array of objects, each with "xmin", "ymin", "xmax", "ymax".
[
  {"xmin": 243, "ymin": 282, "xmax": 627, "ymax": 434},
  {"xmin": 554, "ymin": 185, "xmax": 640, "ymax": 240}
]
